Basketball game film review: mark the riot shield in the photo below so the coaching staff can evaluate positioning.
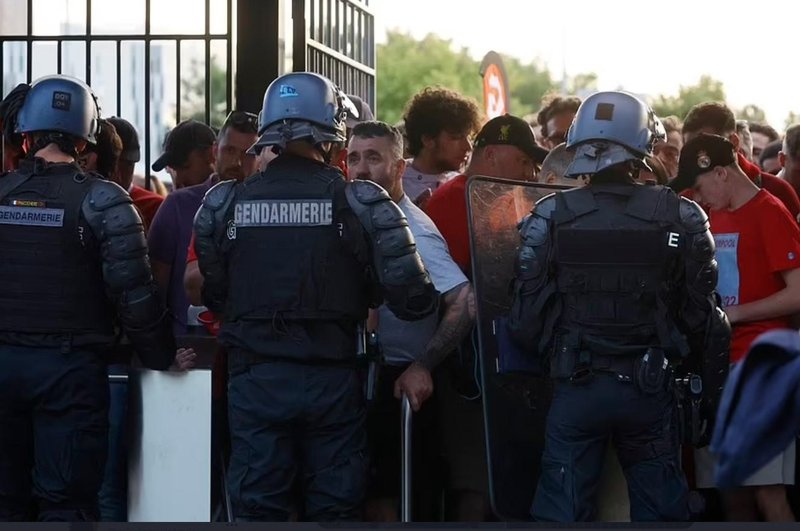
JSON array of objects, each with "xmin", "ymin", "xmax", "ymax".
[{"xmin": 466, "ymin": 176, "xmax": 567, "ymax": 521}]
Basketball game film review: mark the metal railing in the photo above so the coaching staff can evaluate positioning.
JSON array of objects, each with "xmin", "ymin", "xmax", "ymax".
[
  {"xmin": 294, "ymin": 0, "xmax": 375, "ymax": 111},
  {"xmin": 1, "ymin": 0, "xmax": 234, "ymax": 189}
]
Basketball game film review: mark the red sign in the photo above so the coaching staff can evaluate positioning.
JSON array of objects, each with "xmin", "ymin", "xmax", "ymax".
[{"xmin": 480, "ymin": 52, "xmax": 510, "ymax": 119}]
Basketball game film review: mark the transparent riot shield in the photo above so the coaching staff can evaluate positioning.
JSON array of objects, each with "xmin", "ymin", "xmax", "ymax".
[{"xmin": 466, "ymin": 176, "xmax": 567, "ymax": 521}]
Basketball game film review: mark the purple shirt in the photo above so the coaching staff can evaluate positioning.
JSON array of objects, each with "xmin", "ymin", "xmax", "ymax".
[{"xmin": 147, "ymin": 179, "xmax": 213, "ymax": 335}]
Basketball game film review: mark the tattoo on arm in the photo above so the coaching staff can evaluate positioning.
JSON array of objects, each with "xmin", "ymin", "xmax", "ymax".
[{"xmin": 416, "ymin": 282, "xmax": 475, "ymax": 371}]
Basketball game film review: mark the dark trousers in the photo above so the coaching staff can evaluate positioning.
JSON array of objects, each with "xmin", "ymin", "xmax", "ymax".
[
  {"xmin": 227, "ymin": 360, "xmax": 367, "ymax": 521},
  {"xmin": 531, "ymin": 374, "xmax": 688, "ymax": 522},
  {"xmin": 98, "ymin": 364, "xmax": 128, "ymax": 522},
  {"xmin": 0, "ymin": 345, "xmax": 109, "ymax": 522}
]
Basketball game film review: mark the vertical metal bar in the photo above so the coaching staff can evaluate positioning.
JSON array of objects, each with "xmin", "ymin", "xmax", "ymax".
[
  {"xmin": 205, "ymin": 0, "xmax": 211, "ymax": 125},
  {"xmin": 291, "ymin": 0, "xmax": 306, "ymax": 72},
  {"xmin": 116, "ymin": 40, "xmax": 121, "ymax": 116},
  {"xmin": 308, "ymin": 0, "xmax": 315, "ymax": 45},
  {"xmin": 26, "ymin": 0, "xmax": 33, "ymax": 82},
  {"xmin": 325, "ymin": 0, "xmax": 332, "ymax": 47},
  {"xmin": 175, "ymin": 40, "xmax": 181, "ymax": 124},
  {"xmin": 85, "ymin": 0, "xmax": 92, "ymax": 85},
  {"xmin": 348, "ymin": 3, "xmax": 354, "ymax": 65},
  {"xmin": 0, "ymin": 42, "xmax": 4, "ymax": 96},
  {"xmin": 225, "ymin": 0, "xmax": 232, "ymax": 112},
  {"xmin": 57, "ymin": 40, "xmax": 62, "ymax": 74},
  {"xmin": 401, "ymin": 394, "xmax": 413, "ymax": 523},
  {"xmin": 144, "ymin": 0, "xmax": 151, "ymax": 191}
]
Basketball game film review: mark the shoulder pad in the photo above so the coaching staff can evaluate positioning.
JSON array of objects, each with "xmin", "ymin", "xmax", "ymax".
[
  {"xmin": 532, "ymin": 192, "xmax": 558, "ymax": 220},
  {"xmin": 86, "ymin": 179, "xmax": 132, "ymax": 211},
  {"xmin": 678, "ymin": 197, "xmax": 709, "ymax": 233},
  {"xmin": 347, "ymin": 179, "xmax": 391, "ymax": 204},
  {"xmin": 202, "ymin": 179, "xmax": 237, "ymax": 210},
  {"xmin": 519, "ymin": 210, "xmax": 550, "ymax": 247}
]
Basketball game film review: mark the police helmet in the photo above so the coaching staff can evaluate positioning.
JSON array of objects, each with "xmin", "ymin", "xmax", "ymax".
[
  {"xmin": 249, "ymin": 72, "xmax": 349, "ymax": 154},
  {"xmin": 564, "ymin": 91, "xmax": 665, "ymax": 177},
  {"xmin": 15, "ymin": 75, "xmax": 100, "ymax": 144}
]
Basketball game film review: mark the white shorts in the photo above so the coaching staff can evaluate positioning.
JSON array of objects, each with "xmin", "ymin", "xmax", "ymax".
[{"xmin": 694, "ymin": 439, "xmax": 796, "ymax": 488}]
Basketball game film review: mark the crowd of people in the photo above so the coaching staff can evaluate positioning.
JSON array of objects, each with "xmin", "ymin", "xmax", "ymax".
[{"xmin": 1, "ymin": 68, "xmax": 800, "ymax": 524}]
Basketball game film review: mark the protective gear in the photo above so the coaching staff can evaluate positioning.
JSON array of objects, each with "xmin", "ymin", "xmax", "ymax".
[
  {"xmin": 548, "ymin": 185, "xmax": 687, "ymax": 363},
  {"xmin": 564, "ymin": 91, "xmax": 665, "ymax": 177},
  {"xmin": 0, "ymin": 163, "xmax": 115, "ymax": 343},
  {"xmin": 673, "ymin": 199, "xmax": 731, "ymax": 445},
  {"xmin": 506, "ymin": 181, "xmax": 729, "ymax": 521},
  {"xmin": 221, "ymin": 163, "xmax": 373, "ymax": 327},
  {"xmin": 0, "ymin": 158, "xmax": 174, "ymax": 369},
  {"xmin": 81, "ymin": 179, "xmax": 176, "ymax": 370},
  {"xmin": 194, "ymin": 179, "xmax": 237, "ymax": 314},
  {"xmin": 344, "ymin": 180, "xmax": 438, "ymax": 321},
  {"xmin": 195, "ymin": 153, "xmax": 437, "ymax": 521},
  {"xmin": 15, "ymin": 75, "xmax": 100, "ymax": 144},
  {"xmin": 467, "ymin": 176, "xmax": 563, "ymax": 520},
  {"xmin": 250, "ymin": 72, "xmax": 348, "ymax": 153}
]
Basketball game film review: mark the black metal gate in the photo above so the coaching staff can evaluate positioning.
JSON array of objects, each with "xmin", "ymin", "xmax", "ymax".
[
  {"xmin": 1, "ymin": 0, "xmax": 376, "ymax": 181},
  {"xmin": 293, "ymin": 0, "xmax": 375, "ymax": 111},
  {"xmin": 0, "ymin": 0, "xmax": 235, "ymax": 184}
]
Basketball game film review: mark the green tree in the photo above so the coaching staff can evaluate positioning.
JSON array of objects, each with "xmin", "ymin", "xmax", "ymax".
[
  {"xmin": 737, "ymin": 104, "xmax": 766, "ymax": 123},
  {"xmin": 182, "ymin": 56, "xmax": 228, "ymax": 128},
  {"xmin": 502, "ymin": 56, "xmax": 557, "ymax": 116},
  {"xmin": 651, "ymin": 75, "xmax": 726, "ymax": 120},
  {"xmin": 376, "ymin": 31, "xmax": 482, "ymax": 125},
  {"xmin": 376, "ymin": 31, "xmax": 564, "ymax": 124}
]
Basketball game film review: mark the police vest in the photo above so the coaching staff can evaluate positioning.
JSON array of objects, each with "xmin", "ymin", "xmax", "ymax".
[
  {"xmin": 0, "ymin": 164, "xmax": 115, "ymax": 342},
  {"xmin": 223, "ymin": 158, "xmax": 371, "ymax": 323},
  {"xmin": 551, "ymin": 184, "xmax": 685, "ymax": 358}
]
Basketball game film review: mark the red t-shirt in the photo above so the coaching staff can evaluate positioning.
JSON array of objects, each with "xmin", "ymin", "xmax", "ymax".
[
  {"xmin": 710, "ymin": 189, "xmax": 800, "ymax": 362},
  {"xmin": 423, "ymin": 174, "xmax": 470, "ymax": 275},
  {"xmin": 129, "ymin": 185, "xmax": 164, "ymax": 234}
]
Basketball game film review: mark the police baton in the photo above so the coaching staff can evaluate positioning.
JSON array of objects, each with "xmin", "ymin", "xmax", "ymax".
[{"xmin": 401, "ymin": 393, "xmax": 413, "ymax": 523}]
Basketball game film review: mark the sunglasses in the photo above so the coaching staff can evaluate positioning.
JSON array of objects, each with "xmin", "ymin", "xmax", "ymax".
[{"xmin": 222, "ymin": 111, "xmax": 258, "ymax": 134}]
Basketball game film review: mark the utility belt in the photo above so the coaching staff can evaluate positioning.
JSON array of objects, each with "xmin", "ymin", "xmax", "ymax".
[
  {"xmin": 552, "ymin": 343, "xmax": 706, "ymax": 445},
  {"xmin": 552, "ymin": 345, "xmax": 673, "ymax": 395}
]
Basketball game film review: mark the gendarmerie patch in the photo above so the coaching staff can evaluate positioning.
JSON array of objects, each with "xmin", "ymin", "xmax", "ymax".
[
  {"xmin": 0, "ymin": 205, "xmax": 64, "ymax": 227},
  {"xmin": 234, "ymin": 199, "xmax": 333, "ymax": 227}
]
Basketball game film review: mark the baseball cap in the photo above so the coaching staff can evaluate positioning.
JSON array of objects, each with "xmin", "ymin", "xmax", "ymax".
[
  {"xmin": 670, "ymin": 133, "xmax": 737, "ymax": 192},
  {"xmin": 345, "ymin": 94, "xmax": 375, "ymax": 129},
  {"xmin": 107, "ymin": 116, "xmax": 141, "ymax": 163},
  {"xmin": 151, "ymin": 119, "xmax": 216, "ymax": 172},
  {"xmin": 474, "ymin": 114, "xmax": 549, "ymax": 164}
]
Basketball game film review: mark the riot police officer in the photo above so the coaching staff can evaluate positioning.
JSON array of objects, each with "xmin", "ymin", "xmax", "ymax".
[
  {"xmin": 0, "ymin": 75, "xmax": 175, "ymax": 521},
  {"xmin": 194, "ymin": 72, "xmax": 438, "ymax": 521},
  {"xmin": 508, "ymin": 91, "xmax": 730, "ymax": 522}
]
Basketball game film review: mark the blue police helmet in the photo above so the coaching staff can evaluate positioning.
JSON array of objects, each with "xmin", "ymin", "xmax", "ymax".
[
  {"xmin": 564, "ymin": 91, "xmax": 665, "ymax": 177},
  {"xmin": 249, "ymin": 72, "xmax": 348, "ymax": 154},
  {"xmin": 15, "ymin": 75, "xmax": 100, "ymax": 144}
]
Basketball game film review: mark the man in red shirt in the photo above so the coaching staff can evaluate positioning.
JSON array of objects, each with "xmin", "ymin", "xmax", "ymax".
[
  {"xmin": 424, "ymin": 114, "xmax": 548, "ymax": 276},
  {"xmin": 672, "ymin": 133, "xmax": 800, "ymax": 521},
  {"xmin": 423, "ymin": 114, "xmax": 546, "ymax": 521},
  {"xmin": 677, "ymin": 102, "xmax": 800, "ymax": 220}
]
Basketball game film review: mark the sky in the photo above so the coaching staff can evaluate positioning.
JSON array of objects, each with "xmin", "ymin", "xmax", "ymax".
[
  {"xmin": 16, "ymin": 0, "xmax": 797, "ymax": 129},
  {"xmin": 374, "ymin": 0, "xmax": 796, "ymax": 129}
]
